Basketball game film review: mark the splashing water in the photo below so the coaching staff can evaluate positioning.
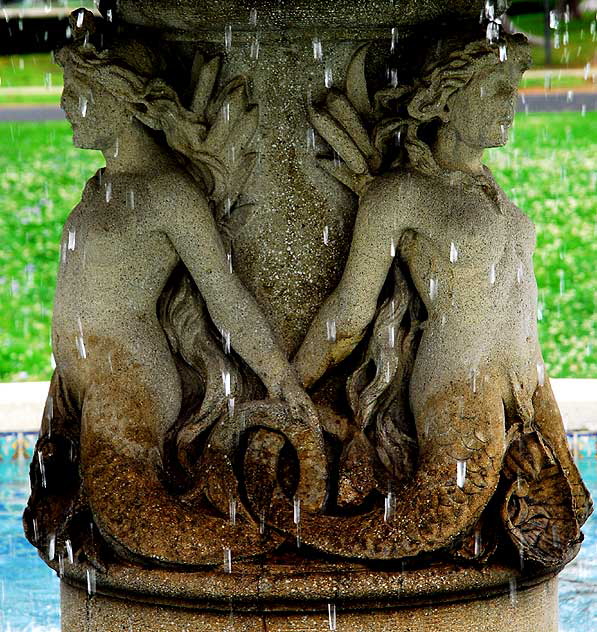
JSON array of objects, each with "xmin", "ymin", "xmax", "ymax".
[{"xmin": 456, "ymin": 460, "xmax": 467, "ymax": 488}]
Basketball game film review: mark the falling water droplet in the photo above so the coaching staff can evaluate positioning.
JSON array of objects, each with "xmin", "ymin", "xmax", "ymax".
[
  {"xmin": 224, "ymin": 25, "xmax": 232, "ymax": 52},
  {"xmin": 499, "ymin": 44, "xmax": 507, "ymax": 61},
  {"xmin": 581, "ymin": 104, "xmax": 587, "ymax": 117},
  {"xmin": 76, "ymin": 10, "xmax": 84, "ymax": 28},
  {"xmin": 127, "ymin": 190, "xmax": 135, "ymax": 209},
  {"xmin": 509, "ymin": 577, "xmax": 517, "ymax": 606},
  {"xmin": 106, "ymin": 9, "xmax": 113, "ymax": 22},
  {"xmin": 390, "ymin": 238, "xmax": 396, "ymax": 257},
  {"xmin": 222, "ymin": 329, "xmax": 231, "ymax": 354},
  {"xmin": 390, "ymin": 27, "xmax": 398, "ymax": 52},
  {"xmin": 222, "ymin": 100, "xmax": 231, "ymax": 123},
  {"xmin": 384, "ymin": 491, "xmax": 395, "ymax": 522},
  {"xmin": 227, "ymin": 252, "xmax": 233, "ymax": 273},
  {"xmin": 79, "ymin": 95, "xmax": 88, "ymax": 117},
  {"xmin": 536, "ymin": 361, "xmax": 545, "ymax": 387},
  {"xmin": 48, "ymin": 534, "xmax": 55, "ymax": 560},
  {"xmin": 516, "ymin": 264, "xmax": 523, "ymax": 284},
  {"xmin": 86, "ymin": 568, "xmax": 96, "ymax": 595},
  {"xmin": 470, "ymin": 368, "xmax": 478, "ymax": 394},
  {"xmin": 390, "ymin": 68, "xmax": 398, "ymax": 88},
  {"xmin": 67, "ymin": 229, "xmax": 76, "ymax": 251},
  {"xmin": 328, "ymin": 603, "xmax": 337, "ymax": 630},
  {"xmin": 312, "ymin": 37, "xmax": 323, "ymax": 61},
  {"xmin": 450, "ymin": 242, "xmax": 458, "ymax": 263},
  {"xmin": 429, "ymin": 278, "xmax": 438, "ymax": 301},
  {"xmin": 489, "ymin": 263, "xmax": 496, "ymax": 285},
  {"xmin": 293, "ymin": 497, "xmax": 301, "ymax": 525},
  {"xmin": 249, "ymin": 7, "xmax": 257, "ymax": 26},
  {"xmin": 66, "ymin": 539, "xmax": 74, "ymax": 564},
  {"xmin": 474, "ymin": 529, "xmax": 481, "ymax": 556},
  {"xmin": 323, "ymin": 225, "xmax": 329, "ymax": 245},
  {"xmin": 456, "ymin": 460, "xmax": 467, "ymax": 488},
  {"xmin": 222, "ymin": 370, "xmax": 231, "ymax": 396},
  {"xmin": 58, "ymin": 553, "xmax": 65, "ymax": 577},
  {"xmin": 105, "ymin": 182, "xmax": 112, "ymax": 203},
  {"xmin": 259, "ymin": 513, "xmax": 266, "ymax": 535},
  {"xmin": 324, "ymin": 64, "xmax": 333, "ymax": 88},
  {"xmin": 326, "ymin": 319, "xmax": 336, "ymax": 342},
  {"xmin": 388, "ymin": 325, "xmax": 395, "ymax": 348},
  {"xmin": 113, "ymin": 137, "xmax": 119, "ymax": 158},
  {"xmin": 227, "ymin": 397, "xmax": 235, "ymax": 417},
  {"xmin": 250, "ymin": 34, "xmax": 260, "ymax": 60},
  {"xmin": 223, "ymin": 548, "xmax": 232, "ymax": 573},
  {"xmin": 549, "ymin": 10, "xmax": 559, "ymax": 30},
  {"xmin": 306, "ymin": 127, "xmax": 316, "ymax": 150},
  {"xmin": 229, "ymin": 497, "xmax": 237, "ymax": 525},
  {"xmin": 38, "ymin": 450, "xmax": 47, "ymax": 488}
]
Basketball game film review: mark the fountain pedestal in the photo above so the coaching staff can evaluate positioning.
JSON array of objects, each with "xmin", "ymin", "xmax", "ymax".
[
  {"xmin": 24, "ymin": 1, "xmax": 591, "ymax": 631},
  {"xmin": 59, "ymin": 561, "xmax": 559, "ymax": 632}
]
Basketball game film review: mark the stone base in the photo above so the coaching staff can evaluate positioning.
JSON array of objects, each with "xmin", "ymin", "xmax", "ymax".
[{"xmin": 60, "ymin": 567, "xmax": 559, "ymax": 632}]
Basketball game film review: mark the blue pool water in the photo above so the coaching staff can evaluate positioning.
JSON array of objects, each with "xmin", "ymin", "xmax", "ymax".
[{"xmin": 0, "ymin": 432, "xmax": 596, "ymax": 631}]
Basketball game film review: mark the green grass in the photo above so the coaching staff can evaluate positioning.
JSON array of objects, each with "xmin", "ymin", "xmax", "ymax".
[
  {"xmin": 520, "ymin": 75, "xmax": 591, "ymax": 90},
  {"xmin": 0, "ymin": 115, "xmax": 595, "ymax": 381},
  {"xmin": 486, "ymin": 112, "xmax": 596, "ymax": 378},
  {"xmin": 0, "ymin": 53, "xmax": 63, "ymax": 88},
  {"xmin": 0, "ymin": 122, "xmax": 103, "ymax": 381},
  {"xmin": 511, "ymin": 11, "xmax": 597, "ymax": 67},
  {"xmin": 0, "ymin": 93, "xmax": 61, "ymax": 105}
]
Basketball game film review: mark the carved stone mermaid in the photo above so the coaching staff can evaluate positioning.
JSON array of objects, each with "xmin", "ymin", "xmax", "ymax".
[
  {"xmin": 265, "ymin": 33, "xmax": 592, "ymax": 566},
  {"xmin": 24, "ymin": 10, "xmax": 326, "ymax": 568}
]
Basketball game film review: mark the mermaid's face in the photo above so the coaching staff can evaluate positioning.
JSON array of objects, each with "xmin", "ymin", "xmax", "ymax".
[
  {"xmin": 61, "ymin": 71, "xmax": 129, "ymax": 150},
  {"xmin": 445, "ymin": 62, "xmax": 522, "ymax": 149}
]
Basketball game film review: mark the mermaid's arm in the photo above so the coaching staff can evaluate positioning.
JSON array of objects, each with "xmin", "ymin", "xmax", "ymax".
[
  {"xmin": 294, "ymin": 187, "xmax": 398, "ymax": 389},
  {"xmin": 157, "ymin": 177, "xmax": 307, "ymax": 406}
]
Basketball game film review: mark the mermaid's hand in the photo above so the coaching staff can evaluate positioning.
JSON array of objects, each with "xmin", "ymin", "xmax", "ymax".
[{"xmin": 267, "ymin": 370, "xmax": 328, "ymax": 513}]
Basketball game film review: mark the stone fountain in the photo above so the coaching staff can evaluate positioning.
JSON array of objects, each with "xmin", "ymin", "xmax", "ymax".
[{"xmin": 24, "ymin": 1, "xmax": 592, "ymax": 630}]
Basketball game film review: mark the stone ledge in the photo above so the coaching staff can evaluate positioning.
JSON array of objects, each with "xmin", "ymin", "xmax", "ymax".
[{"xmin": 2, "ymin": 379, "xmax": 596, "ymax": 433}]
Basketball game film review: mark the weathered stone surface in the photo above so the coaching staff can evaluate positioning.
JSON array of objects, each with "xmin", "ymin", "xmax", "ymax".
[
  {"xmin": 61, "ymin": 570, "xmax": 559, "ymax": 632},
  {"xmin": 23, "ymin": 1, "xmax": 591, "ymax": 629}
]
